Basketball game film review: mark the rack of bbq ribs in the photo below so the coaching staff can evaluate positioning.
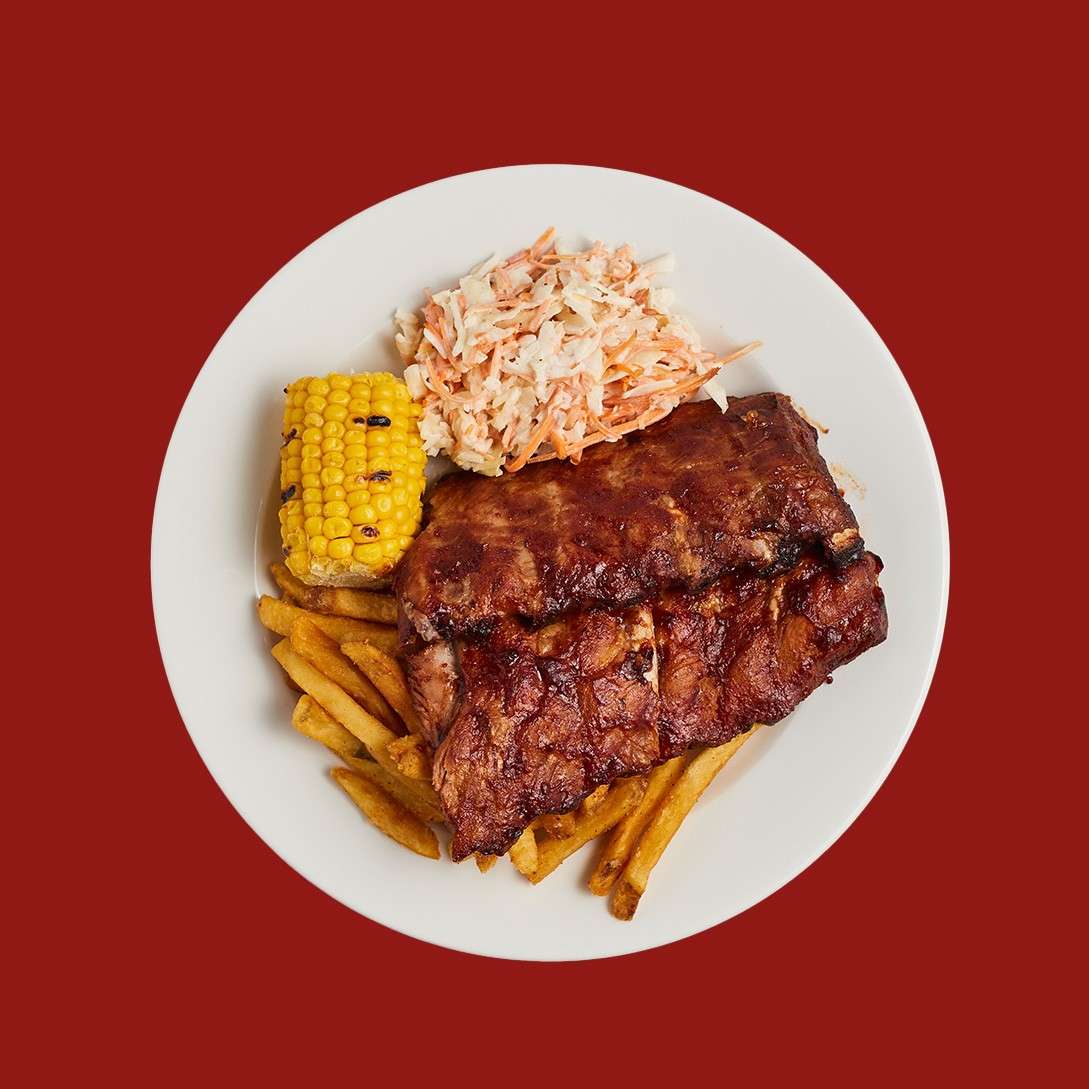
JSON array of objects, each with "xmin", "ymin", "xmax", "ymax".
[{"xmin": 394, "ymin": 394, "xmax": 888, "ymax": 861}]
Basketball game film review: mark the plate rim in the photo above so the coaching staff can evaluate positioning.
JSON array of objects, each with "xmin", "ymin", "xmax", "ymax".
[{"xmin": 151, "ymin": 163, "xmax": 950, "ymax": 961}]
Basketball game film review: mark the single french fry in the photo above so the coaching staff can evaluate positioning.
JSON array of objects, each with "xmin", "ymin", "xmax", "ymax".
[
  {"xmin": 509, "ymin": 827, "xmax": 538, "ymax": 878},
  {"xmin": 530, "ymin": 777, "xmax": 647, "ymax": 885},
  {"xmin": 589, "ymin": 755, "xmax": 686, "ymax": 896},
  {"xmin": 269, "ymin": 561, "xmax": 311, "ymax": 603},
  {"xmin": 271, "ymin": 639, "xmax": 403, "ymax": 775},
  {"xmin": 610, "ymin": 727, "xmax": 762, "ymax": 920},
  {"xmin": 331, "ymin": 767, "xmax": 439, "ymax": 859},
  {"xmin": 289, "ymin": 617, "xmax": 400, "ymax": 731},
  {"xmin": 342, "ymin": 641, "xmax": 421, "ymax": 734},
  {"xmin": 580, "ymin": 785, "xmax": 610, "ymax": 815},
  {"xmin": 387, "ymin": 733, "xmax": 432, "ymax": 781},
  {"xmin": 257, "ymin": 595, "xmax": 398, "ymax": 653},
  {"xmin": 475, "ymin": 853, "xmax": 498, "ymax": 873},
  {"xmin": 291, "ymin": 697, "xmax": 444, "ymax": 823},
  {"xmin": 269, "ymin": 563, "xmax": 399, "ymax": 623},
  {"xmin": 539, "ymin": 812, "xmax": 577, "ymax": 839}
]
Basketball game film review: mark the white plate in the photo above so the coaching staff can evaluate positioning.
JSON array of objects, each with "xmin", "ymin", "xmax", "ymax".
[{"xmin": 152, "ymin": 165, "xmax": 948, "ymax": 961}]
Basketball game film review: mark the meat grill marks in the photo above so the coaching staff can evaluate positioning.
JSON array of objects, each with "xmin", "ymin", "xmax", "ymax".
[
  {"xmin": 395, "ymin": 395, "xmax": 862, "ymax": 642},
  {"xmin": 407, "ymin": 551, "xmax": 887, "ymax": 860}
]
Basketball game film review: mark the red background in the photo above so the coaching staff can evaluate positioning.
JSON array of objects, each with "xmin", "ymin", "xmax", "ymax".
[{"xmin": 10, "ymin": 5, "xmax": 1079, "ymax": 1083}]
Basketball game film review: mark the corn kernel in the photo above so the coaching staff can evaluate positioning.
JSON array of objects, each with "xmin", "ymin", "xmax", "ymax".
[
  {"xmin": 351, "ymin": 525, "xmax": 379, "ymax": 544},
  {"xmin": 344, "ymin": 457, "xmax": 367, "ymax": 475},
  {"xmin": 321, "ymin": 484, "xmax": 345, "ymax": 501},
  {"xmin": 396, "ymin": 535, "xmax": 414, "ymax": 551},
  {"xmin": 329, "ymin": 374, "xmax": 351, "ymax": 390},
  {"xmin": 390, "ymin": 443, "xmax": 408, "ymax": 458},
  {"xmin": 302, "ymin": 487, "xmax": 322, "ymax": 503},
  {"xmin": 321, "ymin": 437, "xmax": 344, "ymax": 453},
  {"xmin": 304, "ymin": 395, "xmax": 327, "ymax": 414},
  {"xmin": 293, "ymin": 390, "xmax": 308, "ymax": 406},
  {"xmin": 350, "ymin": 503, "xmax": 378, "ymax": 525},
  {"xmin": 304, "ymin": 412, "xmax": 324, "ymax": 428},
  {"xmin": 327, "ymin": 537, "xmax": 353, "ymax": 561},
  {"xmin": 324, "ymin": 452, "xmax": 345, "ymax": 469},
  {"xmin": 301, "ymin": 457, "xmax": 321, "ymax": 474},
  {"xmin": 323, "ymin": 516, "xmax": 351, "ymax": 539},
  {"xmin": 381, "ymin": 539, "xmax": 399, "ymax": 558},
  {"xmin": 286, "ymin": 513, "xmax": 304, "ymax": 530},
  {"xmin": 392, "ymin": 488, "xmax": 408, "ymax": 507},
  {"xmin": 344, "ymin": 432, "xmax": 365, "ymax": 448},
  {"xmin": 326, "ymin": 404, "xmax": 348, "ymax": 422},
  {"xmin": 322, "ymin": 420, "xmax": 344, "ymax": 438},
  {"xmin": 289, "ymin": 408, "xmax": 305, "ymax": 424},
  {"xmin": 304, "ymin": 516, "xmax": 323, "ymax": 536},
  {"xmin": 377, "ymin": 518, "xmax": 397, "ymax": 537},
  {"xmin": 323, "ymin": 500, "xmax": 350, "ymax": 519},
  {"xmin": 302, "ymin": 473, "xmax": 321, "ymax": 489},
  {"xmin": 286, "ymin": 553, "xmax": 309, "ymax": 576},
  {"xmin": 328, "ymin": 388, "xmax": 350, "ymax": 405},
  {"xmin": 366, "ymin": 431, "xmax": 389, "ymax": 448},
  {"xmin": 307, "ymin": 378, "xmax": 331, "ymax": 396},
  {"xmin": 320, "ymin": 467, "xmax": 344, "ymax": 486},
  {"xmin": 354, "ymin": 543, "xmax": 382, "ymax": 564},
  {"xmin": 302, "ymin": 428, "xmax": 323, "ymax": 445},
  {"xmin": 375, "ymin": 495, "xmax": 393, "ymax": 515},
  {"xmin": 303, "ymin": 502, "xmax": 322, "ymax": 518}
]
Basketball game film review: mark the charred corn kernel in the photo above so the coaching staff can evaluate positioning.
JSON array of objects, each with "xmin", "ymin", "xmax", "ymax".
[
  {"xmin": 327, "ymin": 537, "xmax": 353, "ymax": 561},
  {"xmin": 280, "ymin": 372, "xmax": 426, "ymax": 584}
]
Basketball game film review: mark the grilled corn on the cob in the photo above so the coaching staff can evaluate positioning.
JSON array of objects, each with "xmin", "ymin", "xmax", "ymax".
[{"xmin": 279, "ymin": 372, "xmax": 426, "ymax": 586}]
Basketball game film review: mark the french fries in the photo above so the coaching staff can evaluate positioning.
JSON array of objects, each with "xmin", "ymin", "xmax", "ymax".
[
  {"xmin": 610, "ymin": 727, "xmax": 762, "ymax": 920},
  {"xmin": 509, "ymin": 827, "xmax": 539, "ymax": 878},
  {"xmin": 289, "ymin": 618, "xmax": 400, "ymax": 731},
  {"xmin": 475, "ymin": 854, "xmax": 498, "ymax": 873},
  {"xmin": 271, "ymin": 639, "xmax": 403, "ymax": 776},
  {"xmin": 588, "ymin": 755, "xmax": 686, "ymax": 896},
  {"xmin": 271, "ymin": 563, "xmax": 398, "ymax": 624},
  {"xmin": 530, "ymin": 777, "xmax": 647, "ymax": 885},
  {"xmin": 291, "ymin": 697, "xmax": 444, "ymax": 823},
  {"xmin": 387, "ymin": 733, "xmax": 432, "ymax": 781},
  {"xmin": 331, "ymin": 767, "xmax": 439, "ymax": 859},
  {"xmin": 342, "ymin": 641, "xmax": 421, "ymax": 734},
  {"xmin": 257, "ymin": 595, "xmax": 398, "ymax": 654}
]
